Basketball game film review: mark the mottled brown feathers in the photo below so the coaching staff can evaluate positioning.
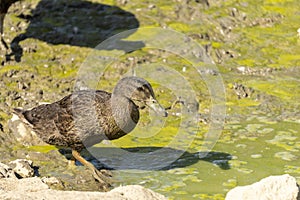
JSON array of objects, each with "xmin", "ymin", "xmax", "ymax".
[{"xmin": 13, "ymin": 77, "xmax": 165, "ymax": 152}]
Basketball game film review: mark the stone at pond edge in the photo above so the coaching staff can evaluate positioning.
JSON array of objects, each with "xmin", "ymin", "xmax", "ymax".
[
  {"xmin": 225, "ymin": 174, "xmax": 300, "ymax": 200},
  {"xmin": 0, "ymin": 159, "xmax": 36, "ymax": 179},
  {"xmin": 9, "ymin": 159, "xmax": 35, "ymax": 178},
  {"xmin": 0, "ymin": 163, "xmax": 17, "ymax": 179},
  {"xmin": 8, "ymin": 113, "xmax": 48, "ymax": 146},
  {"xmin": 0, "ymin": 177, "xmax": 167, "ymax": 200}
]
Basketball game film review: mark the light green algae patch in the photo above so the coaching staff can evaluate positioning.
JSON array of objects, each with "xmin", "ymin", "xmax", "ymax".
[{"xmin": 27, "ymin": 145, "xmax": 58, "ymax": 153}]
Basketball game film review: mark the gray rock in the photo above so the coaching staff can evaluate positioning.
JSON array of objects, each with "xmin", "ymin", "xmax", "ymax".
[
  {"xmin": 111, "ymin": 185, "xmax": 167, "ymax": 200},
  {"xmin": 8, "ymin": 113, "xmax": 47, "ymax": 146},
  {"xmin": 0, "ymin": 177, "xmax": 167, "ymax": 200},
  {"xmin": 225, "ymin": 174, "xmax": 300, "ymax": 200},
  {"xmin": 9, "ymin": 159, "xmax": 35, "ymax": 178},
  {"xmin": 0, "ymin": 163, "xmax": 17, "ymax": 179},
  {"xmin": 41, "ymin": 176, "xmax": 61, "ymax": 186}
]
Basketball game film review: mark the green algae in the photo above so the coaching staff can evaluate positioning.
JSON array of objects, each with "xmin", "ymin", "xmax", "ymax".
[
  {"xmin": 274, "ymin": 151, "xmax": 297, "ymax": 161},
  {"xmin": 248, "ymin": 79, "xmax": 300, "ymax": 101},
  {"xmin": 27, "ymin": 145, "xmax": 58, "ymax": 153}
]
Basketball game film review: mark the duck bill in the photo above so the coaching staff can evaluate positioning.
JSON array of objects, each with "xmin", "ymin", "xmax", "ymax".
[{"xmin": 147, "ymin": 97, "xmax": 168, "ymax": 117}]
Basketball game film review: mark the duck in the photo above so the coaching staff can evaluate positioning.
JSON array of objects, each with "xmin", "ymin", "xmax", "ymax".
[
  {"xmin": 0, "ymin": 0, "xmax": 20, "ymax": 50},
  {"xmin": 13, "ymin": 76, "xmax": 168, "ymax": 190}
]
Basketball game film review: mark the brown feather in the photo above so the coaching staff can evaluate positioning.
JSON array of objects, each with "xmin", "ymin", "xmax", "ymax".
[{"xmin": 13, "ymin": 77, "xmax": 164, "ymax": 152}]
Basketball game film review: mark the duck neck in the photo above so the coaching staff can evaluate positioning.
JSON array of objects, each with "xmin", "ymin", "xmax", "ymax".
[{"xmin": 111, "ymin": 93, "xmax": 139, "ymax": 133}]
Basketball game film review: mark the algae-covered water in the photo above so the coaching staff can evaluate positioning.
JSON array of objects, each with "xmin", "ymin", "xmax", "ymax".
[{"xmin": 1, "ymin": 0, "xmax": 300, "ymax": 199}]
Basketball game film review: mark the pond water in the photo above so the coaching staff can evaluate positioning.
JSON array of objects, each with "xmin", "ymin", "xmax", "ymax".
[
  {"xmin": 82, "ymin": 41, "xmax": 299, "ymax": 199},
  {"xmin": 91, "ymin": 66, "xmax": 299, "ymax": 200},
  {"xmin": 105, "ymin": 120, "xmax": 299, "ymax": 199}
]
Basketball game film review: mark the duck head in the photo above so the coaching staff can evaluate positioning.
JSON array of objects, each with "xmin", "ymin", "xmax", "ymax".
[{"xmin": 113, "ymin": 76, "xmax": 168, "ymax": 117}]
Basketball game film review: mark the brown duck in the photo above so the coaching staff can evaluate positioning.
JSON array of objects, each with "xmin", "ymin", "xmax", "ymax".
[{"xmin": 14, "ymin": 76, "xmax": 167, "ymax": 189}]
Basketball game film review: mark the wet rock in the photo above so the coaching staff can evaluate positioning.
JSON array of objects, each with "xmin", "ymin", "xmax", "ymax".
[
  {"xmin": 41, "ymin": 176, "xmax": 65, "ymax": 189},
  {"xmin": 232, "ymin": 83, "xmax": 254, "ymax": 99},
  {"xmin": 0, "ymin": 177, "xmax": 167, "ymax": 200},
  {"xmin": 8, "ymin": 159, "xmax": 35, "ymax": 178},
  {"xmin": 41, "ymin": 176, "xmax": 61, "ymax": 185},
  {"xmin": 225, "ymin": 174, "xmax": 300, "ymax": 200},
  {"xmin": 250, "ymin": 14, "xmax": 283, "ymax": 28},
  {"xmin": 236, "ymin": 66, "xmax": 279, "ymax": 76},
  {"xmin": 199, "ymin": 68, "xmax": 218, "ymax": 76}
]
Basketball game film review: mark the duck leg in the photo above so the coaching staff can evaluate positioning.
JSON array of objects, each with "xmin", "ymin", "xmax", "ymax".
[{"xmin": 71, "ymin": 150, "xmax": 112, "ymax": 191}]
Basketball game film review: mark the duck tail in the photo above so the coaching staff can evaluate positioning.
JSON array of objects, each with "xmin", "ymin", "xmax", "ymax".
[{"xmin": 13, "ymin": 107, "xmax": 23, "ymax": 114}]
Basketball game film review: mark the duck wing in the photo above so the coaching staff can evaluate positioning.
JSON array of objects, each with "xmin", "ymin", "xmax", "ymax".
[
  {"xmin": 13, "ymin": 99, "xmax": 75, "ymax": 147},
  {"xmin": 56, "ymin": 90, "xmax": 112, "ymax": 147},
  {"xmin": 13, "ymin": 90, "xmax": 112, "ymax": 149}
]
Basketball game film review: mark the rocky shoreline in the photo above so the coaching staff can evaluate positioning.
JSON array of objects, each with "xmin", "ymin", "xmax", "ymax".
[
  {"xmin": 1, "ymin": 158, "xmax": 300, "ymax": 199},
  {"xmin": 226, "ymin": 174, "xmax": 300, "ymax": 200},
  {"xmin": 0, "ymin": 159, "xmax": 167, "ymax": 200},
  {"xmin": 3, "ymin": 117, "xmax": 300, "ymax": 199}
]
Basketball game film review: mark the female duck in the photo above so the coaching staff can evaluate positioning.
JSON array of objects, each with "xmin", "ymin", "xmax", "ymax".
[{"xmin": 14, "ymin": 76, "xmax": 167, "ymax": 190}]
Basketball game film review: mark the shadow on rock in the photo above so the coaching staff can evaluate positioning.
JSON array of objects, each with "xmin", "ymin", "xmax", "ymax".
[
  {"xmin": 60, "ymin": 146, "xmax": 232, "ymax": 171},
  {"xmin": 10, "ymin": 0, "xmax": 144, "ymax": 61}
]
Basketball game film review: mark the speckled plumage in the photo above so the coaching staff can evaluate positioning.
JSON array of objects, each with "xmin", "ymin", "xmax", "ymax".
[
  {"xmin": 14, "ymin": 76, "xmax": 166, "ymax": 151},
  {"xmin": 13, "ymin": 76, "xmax": 167, "ymax": 189}
]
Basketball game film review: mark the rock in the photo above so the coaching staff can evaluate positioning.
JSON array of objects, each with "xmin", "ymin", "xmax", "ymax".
[
  {"xmin": 0, "ymin": 159, "xmax": 35, "ymax": 179},
  {"xmin": 0, "ymin": 163, "xmax": 17, "ymax": 179},
  {"xmin": 225, "ymin": 174, "xmax": 300, "ymax": 200},
  {"xmin": 9, "ymin": 159, "xmax": 35, "ymax": 178},
  {"xmin": 0, "ymin": 177, "xmax": 167, "ymax": 200},
  {"xmin": 41, "ymin": 176, "xmax": 61, "ymax": 186},
  {"xmin": 41, "ymin": 176, "xmax": 65, "ymax": 189},
  {"xmin": 8, "ymin": 113, "xmax": 47, "ymax": 146},
  {"xmin": 111, "ymin": 185, "xmax": 167, "ymax": 200}
]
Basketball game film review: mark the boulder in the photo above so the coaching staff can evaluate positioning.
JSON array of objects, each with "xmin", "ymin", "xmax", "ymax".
[
  {"xmin": 225, "ymin": 174, "xmax": 300, "ymax": 200},
  {"xmin": 0, "ymin": 177, "xmax": 167, "ymax": 200},
  {"xmin": 9, "ymin": 159, "xmax": 35, "ymax": 178},
  {"xmin": 111, "ymin": 185, "xmax": 167, "ymax": 200},
  {"xmin": 0, "ymin": 162, "xmax": 17, "ymax": 179},
  {"xmin": 8, "ymin": 113, "xmax": 47, "ymax": 146}
]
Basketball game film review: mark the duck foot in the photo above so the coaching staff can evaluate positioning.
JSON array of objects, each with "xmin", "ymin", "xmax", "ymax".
[{"xmin": 71, "ymin": 150, "xmax": 112, "ymax": 191}]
